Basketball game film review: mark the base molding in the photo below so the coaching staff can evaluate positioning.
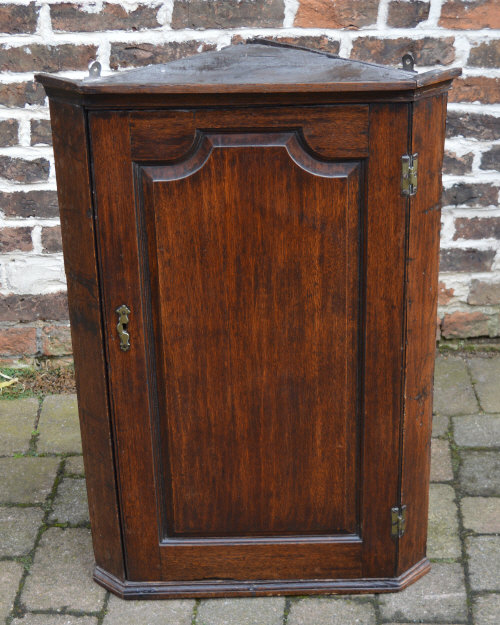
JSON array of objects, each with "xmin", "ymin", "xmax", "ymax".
[{"xmin": 94, "ymin": 558, "xmax": 430, "ymax": 599}]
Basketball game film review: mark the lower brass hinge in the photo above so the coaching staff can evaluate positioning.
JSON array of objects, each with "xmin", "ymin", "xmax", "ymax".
[
  {"xmin": 402, "ymin": 153, "xmax": 418, "ymax": 197},
  {"xmin": 391, "ymin": 505, "xmax": 407, "ymax": 538}
]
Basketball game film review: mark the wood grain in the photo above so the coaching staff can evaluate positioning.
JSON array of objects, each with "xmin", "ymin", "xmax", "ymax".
[
  {"xmin": 398, "ymin": 94, "xmax": 448, "ymax": 574},
  {"xmin": 49, "ymin": 100, "xmax": 125, "ymax": 579}
]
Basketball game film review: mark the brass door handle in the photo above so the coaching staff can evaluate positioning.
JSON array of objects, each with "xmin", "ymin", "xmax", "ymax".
[{"xmin": 115, "ymin": 305, "xmax": 131, "ymax": 351}]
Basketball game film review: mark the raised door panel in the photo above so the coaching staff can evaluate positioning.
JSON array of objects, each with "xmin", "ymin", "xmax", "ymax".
[{"xmin": 137, "ymin": 134, "xmax": 359, "ymax": 541}]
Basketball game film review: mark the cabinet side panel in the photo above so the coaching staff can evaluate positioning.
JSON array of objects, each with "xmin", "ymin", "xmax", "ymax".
[
  {"xmin": 398, "ymin": 94, "xmax": 448, "ymax": 574},
  {"xmin": 362, "ymin": 103, "xmax": 408, "ymax": 578},
  {"xmin": 48, "ymin": 99, "xmax": 125, "ymax": 579}
]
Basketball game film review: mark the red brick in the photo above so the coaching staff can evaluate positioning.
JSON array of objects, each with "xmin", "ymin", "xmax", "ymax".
[
  {"xmin": 42, "ymin": 226, "xmax": 62, "ymax": 253},
  {"xmin": 0, "ymin": 43, "xmax": 97, "ymax": 73},
  {"xmin": 0, "ymin": 293, "xmax": 68, "ymax": 323},
  {"xmin": 442, "ymin": 183, "xmax": 498, "ymax": 207},
  {"xmin": 449, "ymin": 77, "xmax": 500, "ymax": 105},
  {"xmin": 446, "ymin": 112, "xmax": 499, "ymax": 141},
  {"xmin": 469, "ymin": 41, "xmax": 500, "ymax": 68},
  {"xmin": 454, "ymin": 217, "xmax": 500, "ymax": 240},
  {"xmin": 0, "ymin": 82, "xmax": 46, "ymax": 108},
  {"xmin": 0, "ymin": 327, "xmax": 37, "ymax": 356},
  {"xmin": 110, "ymin": 40, "xmax": 216, "ymax": 70},
  {"xmin": 51, "ymin": 2, "xmax": 161, "ymax": 32},
  {"xmin": 351, "ymin": 37, "xmax": 455, "ymax": 66},
  {"xmin": 440, "ymin": 0, "xmax": 500, "ymax": 29},
  {"xmin": 0, "ymin": 157, "xmax": 49, "ymax": 183},
  {"xmin": 0, "ymin": 191, "xmax": 58, "ymax": 219},
  {"xmin": 388, "ymin": 0, "xmax": 430, "ymax": 27},
  {"xmin": 232, "ymin": 34, "xmax": 340, "ymax": 55},
  {"xmin": 441, "ymin": 311, "xmax": 490, "ymax": 339},
  {"xmin": 294, "ymin": 0, "xmax": 378, "ymax": 28},
  {"xmin": 41, "ymin": 324, "xmax": 73, "ymax": 357},
  {"xmin": 172, "ymin": 0, "xmax": 284, "ymax": 29},
  {"xmin": 440, "ymin": 248, "xmax": 495, "ymax": 272},
  {"xmin": 468, "ymin": 280, "xmax": 500, "ymax": 305},
  {"xmin": 443, "ymin": 150, "xmax": 473, "ymax": 175},
  {"xmin": 438, "ymin": 281, "xmax": 455, "ymax": 305},
  {"xmin": 0, "ymin": 120, "xmax": 18, "ymax": 147},
  {"xmin": 0, "ymin": 3, "xmax": 38, "ymax": 34},
  {"xmin": 30, "ymin": 120, "xmax": 52, "ymax": 146},
  {"xmin": 0, "ymin": 227, "xmax": 33, "ymax": 253}
]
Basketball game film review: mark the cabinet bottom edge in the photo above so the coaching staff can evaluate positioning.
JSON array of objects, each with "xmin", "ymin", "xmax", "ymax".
[{"xmin": 93, "ymin": 558, "xmax": 430, "ymax": 599}]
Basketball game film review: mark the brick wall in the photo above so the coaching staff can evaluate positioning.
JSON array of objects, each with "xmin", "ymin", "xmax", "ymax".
[{"xmin": 0, "ymin": 0, "xmax": 498, "ymax": 363}]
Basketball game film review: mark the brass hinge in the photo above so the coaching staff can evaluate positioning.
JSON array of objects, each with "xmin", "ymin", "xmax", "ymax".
[
  {"xmin": 401, "ymin": 153, "xmax": 418, "ymax": 197},
  {"xmin": 391, "ymin": 505, "xmax": 407, "ymax": 538}
]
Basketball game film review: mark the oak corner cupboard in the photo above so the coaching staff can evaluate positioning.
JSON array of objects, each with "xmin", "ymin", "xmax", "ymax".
[{"xmin": 36, "ymin": 40, "xmax": 460, "ymax": 599}]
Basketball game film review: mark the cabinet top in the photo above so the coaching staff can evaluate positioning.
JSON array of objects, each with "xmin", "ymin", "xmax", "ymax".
[{"xmin": 36, "ymin": 40, "xmax": 461, "ymax": 105}]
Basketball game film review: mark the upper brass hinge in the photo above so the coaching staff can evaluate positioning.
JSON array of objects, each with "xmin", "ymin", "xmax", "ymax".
[
  {"xmin": 401, "ymin": 153, "xmax": 418, "ymax": 197},
  {"xmin": 391, "ymin": 505, "xmax": 407, "ymax": 538}
]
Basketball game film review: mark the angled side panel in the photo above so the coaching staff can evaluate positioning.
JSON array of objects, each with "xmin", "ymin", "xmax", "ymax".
[
  {"xmin": 49, "ymin": 100, "xmax": 125, "ymax": 578},
  {"xmin": 398, "ymin": 94, "xmax": 448, "ymax": 574}
]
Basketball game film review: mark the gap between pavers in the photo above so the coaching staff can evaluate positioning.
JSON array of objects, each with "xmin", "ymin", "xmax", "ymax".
[
  {"xmin": 21, "ymin": 527, "xmax": 106, "ymax": 612},
  {"xmin": 469, "ymin": 357, "xmax": 500, "ymax": 413},
  {"xmin": 0, "ymin": 506, "xmax": 44, "ymax": 557},
  {"xmin": 0, "ymin": 457, "xmax": 59, "ymax": 504},
  {"xmin": 0, "ymin": 398, "xmax": 38, "ymax": 456},
  {"xmin": 0, "ymin": 561, "xmax": 23, "ymax": 622}
]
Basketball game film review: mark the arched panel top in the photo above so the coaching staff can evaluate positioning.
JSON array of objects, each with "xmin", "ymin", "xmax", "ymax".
[
  {"xmin": 129, "ymin": 105, "xmax": 369, "ymax": 162},
  {"xmin": 140, "ymin": 132, "xmax": 360, "ymax": 184}
]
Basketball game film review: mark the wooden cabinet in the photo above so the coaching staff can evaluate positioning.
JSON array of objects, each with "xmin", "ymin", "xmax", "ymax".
[{"xmin": 37, "ymin": 41, "xmax": 460, "ymax": 598}]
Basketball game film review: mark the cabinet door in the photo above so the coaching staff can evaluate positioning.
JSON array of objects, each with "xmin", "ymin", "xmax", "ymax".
[{"xmin": 90, "ymin": 104, "xmax": 408, "ymax": 590}]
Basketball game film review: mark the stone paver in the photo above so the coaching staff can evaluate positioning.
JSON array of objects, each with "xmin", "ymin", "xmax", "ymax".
[
  {"xmin": 104, "ymin": 594, "xmax": 194, "ymax": 625},
  {"xmin": 49, "ymin": 477, "xmax": 89, "ymax": 525},
  {"xmin": 0, "ymin": 457, "xmax": 59, "ymax": 503},
  {"xmin": 65, "ymin": 455, "xmax": 84, "ymax": 475},
  {"xmin": 196, "ymin": 598, "xmax": 285, "ymax": 625},
  {"xmin": 430, "ymin": 439, "xmax": 454, "ymax": 482},
  {"xmin": 378, "ymin": 563, "xmax": 467, "ymax": 622},
  {"xmin": 473, "ymin": 594, "xmax": 500, "ymax": 625},
  {"xmin": 0, "ymin": 561, "xmax": 23, "ymax": 622},
  {"xmin": 433, "ymin": 355, "xmax": 478, "ymax": 415},
  {"xmin": 459, "ymin": 451, "xmax": 500, "ymax": 496},
  {"xmin": 0, "ymin": 398, "xmax": 38, "ymax": 455},
  {"xmin": 0, "ymin": 506, "xmax": 43, "ymax": 556},
  {"xmin": 461, "ymin": 497, "xmax": 500, "ymax": 533},
  {"xmin": 22, "ymin": 527, "xmax": 105, "ymax": 611},
  {"xmin": 466, "ymin": 535, "xmax": 500, "ymax": 591},
  {"xmin": 12, "ymin": 616, "xmax": 98, "ymax": 625},
  {"xmin": 427, "ymin": 484, "xmax": 460, "ymax": 559},
  {"xmin": 288, "ymin": 597, "xmax": 375, "ymax": 625},
  {"xmin": 469, "ymin": 357, "xmax": 500, "ymax": 412},
  {"xmin": 37, "ymin": 394, "xmax": 81, "ymax": 454},
  {"xmin": 432, "ymin": 414, "xmax": 449, "ymax": 437},
  {"xmin": 453, "ymin": 414, "xmax": 500, "ymax": 447}
]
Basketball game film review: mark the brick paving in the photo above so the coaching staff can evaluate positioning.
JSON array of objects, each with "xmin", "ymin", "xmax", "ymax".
[{"xmin": 0, "ymin": 352, "xmax": 498, "ymax": 624}]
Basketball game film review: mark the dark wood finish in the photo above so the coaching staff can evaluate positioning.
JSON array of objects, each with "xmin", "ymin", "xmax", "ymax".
[
  {"xmin": 94, "ymin": 557, "xmax": 430, "ymax": 598},
  {"xmin": 49, "ymin": 100, "xmax": 124, "ymax": 579},
  {"xmin": 130, "ymin": 106, "xmax": 369, "ymax": 160},
  {"xmin": 398, "ymin": 93, "xmax": 448, "ymax": 574},
  {"xmin": 38, "ymin": 41, "xmax": 458, "ymax": 598}
]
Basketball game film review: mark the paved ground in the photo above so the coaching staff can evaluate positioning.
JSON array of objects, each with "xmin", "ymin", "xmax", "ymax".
[{"xmin": 0, "ymin": 353, "xmax": 499, "ymax": 624}]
